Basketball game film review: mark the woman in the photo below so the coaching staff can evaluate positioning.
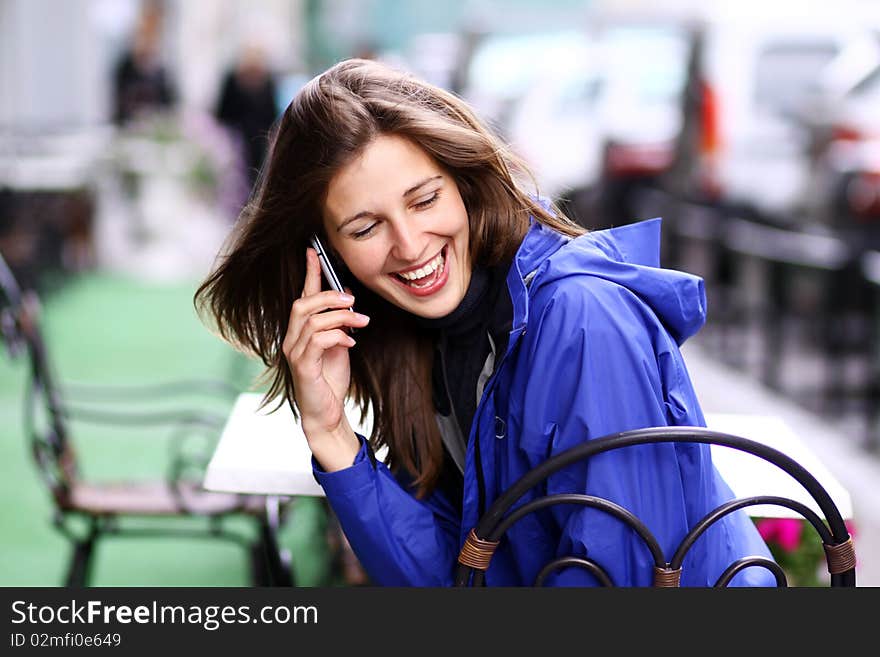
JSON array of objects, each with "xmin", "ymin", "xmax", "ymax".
[{"xmin": 195, "ymin": 58, "xmax": 774, "ymax": 586}]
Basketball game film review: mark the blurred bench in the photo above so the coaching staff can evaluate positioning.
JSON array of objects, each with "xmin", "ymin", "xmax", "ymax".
[{"xmin": 0, "ymin": 252, "xmax": 289, "ymax": 586}]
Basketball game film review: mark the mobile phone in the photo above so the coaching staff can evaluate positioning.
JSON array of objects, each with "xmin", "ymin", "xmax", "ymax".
[{"xmin": 310, "ymin": 234, "xmax": 353, "ymax": 313}]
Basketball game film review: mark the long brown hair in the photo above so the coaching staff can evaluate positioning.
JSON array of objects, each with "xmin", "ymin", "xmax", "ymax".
[{"xmin": 194, "ymin": 58, "xmax": 585, "ymax": 497}]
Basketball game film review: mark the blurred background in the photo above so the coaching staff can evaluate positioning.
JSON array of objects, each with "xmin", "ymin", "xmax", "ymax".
[{"xmin": 2, "ymin": 0, "xmax": 880, "ymax": 587}]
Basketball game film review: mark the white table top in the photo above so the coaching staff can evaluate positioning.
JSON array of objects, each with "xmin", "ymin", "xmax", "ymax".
[
  {"xmin": 203, "ymin": 393, "xmax": 852, "ymax": 519},
  {"xmin": 203, "ymin": 393, "xmax": 339, "ymax": 497}
]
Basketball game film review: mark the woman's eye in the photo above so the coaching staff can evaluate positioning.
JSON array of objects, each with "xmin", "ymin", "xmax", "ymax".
[
  {"xmin": 352, "ymin": 224, "xmax": 377, "ymax": 239},
  {"xmin": 413, "ymin": 191, "xmax": 440, "ymax": 210}
]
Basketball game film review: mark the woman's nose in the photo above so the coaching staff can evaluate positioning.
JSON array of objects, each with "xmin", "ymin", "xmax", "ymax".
[{"xmin": 390, "ymin": 222, "xmax": 426, "ymax": 263}]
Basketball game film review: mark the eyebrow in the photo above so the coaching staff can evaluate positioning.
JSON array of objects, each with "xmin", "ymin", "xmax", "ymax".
[
  {"xmin": 336, "ymin": 175, "xmax": 443, "ymax": 232},
  {"xmin": 403, "ymin": 175, "xmax": 442, "ymax": 198}
]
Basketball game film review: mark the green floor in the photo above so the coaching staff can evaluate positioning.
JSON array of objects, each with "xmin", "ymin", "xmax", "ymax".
[{"xmin": 0, "ymin": 271, "xmax": 332, "ymax": 586}]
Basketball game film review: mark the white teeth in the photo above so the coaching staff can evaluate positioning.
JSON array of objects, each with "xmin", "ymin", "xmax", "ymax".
[
  {"xmin": 397, "ymin": 250, "xmax": 445, "ymax": 281},
  {"xmin": 407, "ymin": 260, "xmax": 445, "ymax": 288}
]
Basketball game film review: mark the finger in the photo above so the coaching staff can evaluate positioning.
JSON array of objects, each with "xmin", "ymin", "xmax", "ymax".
[
  {"xmin": 287, "ymin": 310, "xmax": 368, "ymax": 364},
  {"xmin": 287, "ymin": 289, "xmax": 357, "ymax": 338},
  {"xmin": 300, "ymin": 309, "xmax": 369, "ymax": 346},
  {"xmin": 302, "ymin": 247, "xmax": 322, "ymax": 298},
  {"xmin": 289, "ymin": 248, "xmax": 322, "ymax": 342},
  {"xmin": 283, "ymin": 290, "xmax": 355, "ymax": 358},
  {"xmin": 308, "ymin": 328, "xmax": 357, "ymax": 358},
  {"xmin": 293, "ymin": 329, "xmax": 356, "ymax": 378},
  {"xmin": 288, "ymin": 244, "xmax": 354, "ymax": 350}
]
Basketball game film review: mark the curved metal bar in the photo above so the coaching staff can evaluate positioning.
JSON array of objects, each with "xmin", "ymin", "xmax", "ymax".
[
  {"xmin": 25, "ymin": 375, "xmax": 75, "ymax": 496},
  {"xmin": 456, "ymin": 494, "xmax": 667, "ymax": 587},
  {"xmin": 671, "ymin": 495, "xmax": 833, "ymax": 569},
  {"xmin": 0, "ymin": 252, "xmax": 23, "ymax": 306},
  {"xmin": 489, "ymin": 493, "xmax": 666, "ymax": 567},
  {"xmin": 472, "ymin": 427, "xmax": 850, "ymax": 546},
  {"xmin": 0, "ymin": 253, "xmax": 26, "ymax": 359},
  {"xmin": 60, "ymin": 405, "xmax": 226, "ymax": 430},
  {"xmin": 456, "ymin": 427, "xmax": 854, "ymax": 586},
  {"xmin": 534, "ymin": 557, "xmax": 614, "ymax": 587},
  {"xmin": 715, "ymin": 557, "xmax": 787, "ymax": 587},
  {"xmin": 61, "ymin": 379, "xmax": 240, "ymax": 402}
]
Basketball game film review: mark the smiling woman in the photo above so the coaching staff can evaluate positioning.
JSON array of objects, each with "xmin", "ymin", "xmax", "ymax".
[
  {"xmin": 324, "ymin": 135, "xmax": 471, "ymax": 317},
  {"xmin": 192, "ymin": 58, "xmax": 777, "ymax": 587}
]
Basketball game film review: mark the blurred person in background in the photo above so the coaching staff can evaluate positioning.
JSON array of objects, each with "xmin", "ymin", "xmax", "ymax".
[
  {"xmin": 194, "ymin": 58, "xmax": 775, "ymax": 586},
  {"xmin": 214, "ymin": 41, "xmax": 280, "ymax": 192},
  {"xmin": 111, "ymin": 0, "xmax": 176, "ymax": 126}
]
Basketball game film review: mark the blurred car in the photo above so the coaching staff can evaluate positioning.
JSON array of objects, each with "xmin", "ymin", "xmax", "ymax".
[
  {"xmin": 589, "ymin": 21, "xmax": 692, "ymax": 227},
  {"xmin": 798, "ymin": 31, "xmax": 880, "ymax": 159},
  {"xmin": 502, "ymin": 20, "xmax": 692, "ymax": 228},
  {"xmin": 796, "ymin": 38, "xmax": 880, "ymax": 238},
  {"xmin": 460, "ymin": 8, "xmax": 879, "ymax": 232},
  {"xmin": 664, "ymin": 8, "xmax": 873, "ymax": 224},
  {"xmin": 458, "ymin": 29, "xmax": 595, "ymax": 140},
  {"xmin": 504, "ymin": 47, "xmax": 604, "ymax": 202},
  {"xmin": 818, "ymin": 140, "xmax": 880, "ymax": 230}
]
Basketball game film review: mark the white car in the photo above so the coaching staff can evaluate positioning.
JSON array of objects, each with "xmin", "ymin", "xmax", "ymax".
[
  {"xmin": 504, "ymin": 20, "xmax": 691, "ymax": 225},
  {"xmin": 665, "ymin": 5, "xmax": 878, "ymax": 222}
]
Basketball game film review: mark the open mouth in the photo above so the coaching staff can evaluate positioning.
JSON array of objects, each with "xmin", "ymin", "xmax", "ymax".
[{"xmin": 392, "ymin": 245, "xmax": 448, "ymax": 290}]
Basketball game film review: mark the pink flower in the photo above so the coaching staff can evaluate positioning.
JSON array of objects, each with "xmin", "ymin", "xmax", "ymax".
[{"xmin": 756, "ymin": 518, "xmax": 804, "ymax": 553}]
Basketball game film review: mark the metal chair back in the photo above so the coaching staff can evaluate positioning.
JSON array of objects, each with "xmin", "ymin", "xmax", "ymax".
[{"xmin": 455, "ymin": 426, "xmax": 855, "ymax": 587}]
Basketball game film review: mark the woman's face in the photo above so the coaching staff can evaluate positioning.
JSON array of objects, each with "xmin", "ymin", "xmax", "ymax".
[{"xmin": 322, "ymin": 134, "xmax": 472, "ymax": 319}]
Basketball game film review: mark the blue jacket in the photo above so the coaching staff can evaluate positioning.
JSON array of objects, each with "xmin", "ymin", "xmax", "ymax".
[{"xmin": 314, "ymin": 217, "xmax": 775, "ymax": 586}]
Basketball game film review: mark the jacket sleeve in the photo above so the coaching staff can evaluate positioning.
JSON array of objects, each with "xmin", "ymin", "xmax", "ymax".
[
  {"xmin": 312, "ymin": 436, "xmax": 461, "ymax": 586},
  {"xmin": 515, "ymin": 277, "xmax": 775, "ymax": 586}
]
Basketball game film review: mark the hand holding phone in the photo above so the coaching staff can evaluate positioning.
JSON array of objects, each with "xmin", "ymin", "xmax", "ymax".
[
  {"xmin": 310, "ymin": 235, "xmax": 352, "ymax": 313},
  {"xmin": 280, "ymin": 233, "xmax": 367, "ymax": 470}
]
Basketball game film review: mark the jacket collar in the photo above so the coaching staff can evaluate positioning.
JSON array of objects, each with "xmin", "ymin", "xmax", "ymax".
[{"xmin": 503, "ymin": 218, "xmax": 570, "ymax": 358}]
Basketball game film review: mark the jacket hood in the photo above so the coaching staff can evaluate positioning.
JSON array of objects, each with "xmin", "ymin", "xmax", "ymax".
[{"xmin": 513, "ymin": 217, "xmax": 706, "ymax": 345}]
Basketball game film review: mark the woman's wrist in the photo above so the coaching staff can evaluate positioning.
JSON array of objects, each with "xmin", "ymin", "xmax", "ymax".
[{"xmin": 303, "ymin": 417, "xmax": 360, "ymax": 472}]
